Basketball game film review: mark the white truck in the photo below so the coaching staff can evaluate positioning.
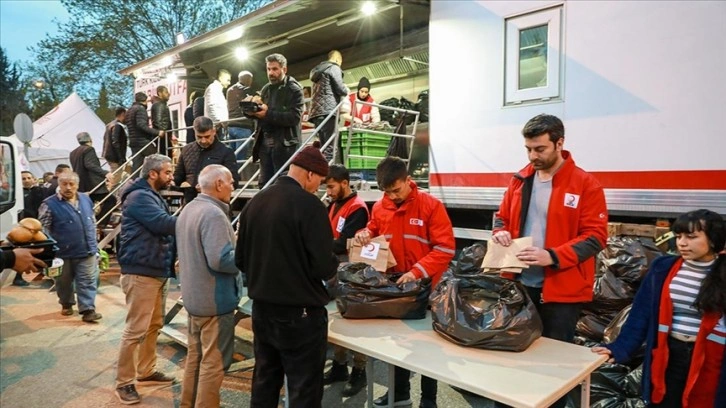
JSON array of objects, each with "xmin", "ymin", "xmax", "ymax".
[{"xmin": 121, "ymin": 0, "xmax": 726, "ymax": 221}]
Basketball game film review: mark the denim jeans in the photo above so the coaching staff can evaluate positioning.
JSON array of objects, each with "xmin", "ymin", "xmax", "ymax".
[
  {"xmin": 57, "ymin": 255, "xmax": 98, "ymax": 313},
  {"xmin": 228, "ymin": 127, "xmax": 253, "ymax": 161},
  {"xmin": 649, "ymin": 336, "xmax": 694, "ymax": 408}
]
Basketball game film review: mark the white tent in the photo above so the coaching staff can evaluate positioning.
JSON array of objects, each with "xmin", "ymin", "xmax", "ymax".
[{"xmin": 10, "ymin": 92, "xmax": 107, "ymax": 177}]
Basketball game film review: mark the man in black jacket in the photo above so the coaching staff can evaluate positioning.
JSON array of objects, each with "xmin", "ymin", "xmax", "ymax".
[
  {"xmin": 69, "ymin": 132, "xmax": 115, "ymax": 228},
  {"xmin": 151, "ymin": 86, "xmax": 172, "ymax": 154},
  {"xmin": 309, "ymin": 50, "xmax": 349, "ymax": 161},
  {"xmin": 174, "ymin": 116, "xmax": 240, "ymax": 204},
  {"xmin": 21, "ymin": 170, "xmax": 48, "ymax": 219},
  {"xmin": 102, "ymin": 107, "xmax": 127, "ymax": 187},
  {"xmin": 248, "ymin": 53, "xmax": 304, "ymax": 187},
  {"xmin": 235, "ymin": 144, "xmax": 338, "ymax": 408},
  {"xmin": 125, "ymin": 92, "xmax": 165, "ymax": 175}
]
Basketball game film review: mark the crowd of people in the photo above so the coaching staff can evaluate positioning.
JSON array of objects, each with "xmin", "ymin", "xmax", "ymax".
[{"xmin": 2, "ymin": 49, "xmax": 724, "ymax": 408}]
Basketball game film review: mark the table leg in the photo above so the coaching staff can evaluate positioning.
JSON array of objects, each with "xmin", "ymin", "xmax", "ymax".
[
  {"xmin": 387, "ymin": 364, "xmax": 395, "ymax": 408},
  {"xmin": 367, "ymin": 358, "xmax": 374, "ymax": 407},
  {"xmin": 580, "ymin": 375, "xmax": 591, "ymax": 407},
  {"xmin": 284, "ymin": 375, "xmax": 289, "ymax": 408}
]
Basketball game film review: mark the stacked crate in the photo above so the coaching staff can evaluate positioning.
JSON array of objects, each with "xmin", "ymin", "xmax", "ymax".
[{"xmin": 341, "ymin": 131, "xmax": 391, "ymax": 181}]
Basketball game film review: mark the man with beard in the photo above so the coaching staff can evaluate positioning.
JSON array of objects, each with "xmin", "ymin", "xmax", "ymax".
[
  {"xmin": 247, "ymin": 53, "xmax": 304, "ymax": 187},
  {"xmin": 354, "ymin": 156, "xmax": 455, "ymax": 408},
  {"xmin": 490, "ymin": 114, "xmax": 607, "ymax": 408},
  {"xmin": 236, "ymin": 143, "xmax": 338, "ymax": 408},
  {"xmin": 322, "ymin": 164, "xmax": 369, "ymax": 396},
  {"xmin": 340, "ymin": 77, "xmax": 380, "ymax": 127},
  {"xmin": 114, "ymin": 154, "xmax": 177, "ymax": 405},
  {"xmin": 174, "ymin": 116, "xmax": 239, "ymax": 204}
]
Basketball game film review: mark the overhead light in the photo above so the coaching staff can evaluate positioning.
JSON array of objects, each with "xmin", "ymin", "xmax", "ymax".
[
  {"xmin": 161, "ymin": 55, "xmax": 174, "ymax": 67},
  {"xmin": 175, "ymin": 33, "xmax": 185, "ymax": 45},
  {"xmin": 361, "ymin": 1, "xmax": 376, "ymax": 16},
  {"xmin": 235, "ymin": 47, "xmax": 249, "ymax": 61},
  {"xmin": 166, "ymin": 72, "xmax": 178, "ymax": 82},
  {"xmin": 336, "ymin": 2, "xmax": 397, "ymax": 26}
]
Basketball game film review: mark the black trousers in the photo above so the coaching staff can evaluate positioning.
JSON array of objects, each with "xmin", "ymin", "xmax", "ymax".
[
  {"xmin": 393, "ymin": 366, "xmax": 437, "ymax": 400},
  {"xmin": 251, "ymin": 301, "xmax": 328, "ymax": 408},
  {"xmin": 130, "ymin": 144, "xmax": 157, "ymax": 176},
  {"xmin": 495, "ymin": 286, "xmax": 583, "ymax": 408},
  {"xmin": 310, "ymin": 115, "xmax": 337, "ymax": 162},
  {"xmin": 89, "ymin": 193, "xmax": 116, "ymax": 229},
  {"xmin": 649, "ymin": 336, "xmax": 694, "ymax": 408}
]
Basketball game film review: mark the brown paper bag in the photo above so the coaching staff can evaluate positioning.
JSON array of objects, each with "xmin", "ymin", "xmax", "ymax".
[
  {"xmin": 347, "ymin": 235, "xmax": 397, "ymax": 272},
  {"xmin": 481, "ymin": 236, "xmax": 533, "ymax": 273}
]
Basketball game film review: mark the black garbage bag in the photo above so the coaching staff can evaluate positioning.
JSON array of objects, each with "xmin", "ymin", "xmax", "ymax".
[
  {"xmin": 393, "ymin": 97, "xmax": 416, "ymax": 125},
  {"xmin": 590, "ymin": 363, "xmax": 630, "ymax": 402},
  {"xmin": 336, "ymin": 263, "xmax": 431, "ymax": 319},
  {"xmin": 576, "ymin": 309, "xmax": 617, "ymax": 342},
  {"xmin": 591, "ymin": 269, "xmax": 637, "ymax": 314},
  {"xmin": 596, "ymin": 236, "xmax": 663, "ymax": 286},
  {"xmin": 624, "ymin": 364, "xmax": 643, "ymax": 397},
  {"xmin": 603, "ymin": 305, "xmax": 632, "ymax": 344},
  {"xmin": 430, "ymin": 274, "xmax": 542, "ymax": 351},
  {"xmin": 415, "ymin": 90, "xmax": 429, "ymax": 123},
  {"xmin": 386, "ymin": 114, "xmax": 410, "ymax": 159},
  {"xmin": 379, "ymin": 97, "xmax": 400, "ymax": 124},
  {"xmin": 454, "ymin": 242, "xmax": 487, "ymax": 275}
]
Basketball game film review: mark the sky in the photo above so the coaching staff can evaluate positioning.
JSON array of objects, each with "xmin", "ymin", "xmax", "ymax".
[{"xmin": 0, "ymin": 0, "xmax": 70, "ymax": 64}]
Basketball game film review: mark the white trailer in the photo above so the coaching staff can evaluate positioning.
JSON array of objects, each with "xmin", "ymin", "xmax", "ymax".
[{"xmin": 428, "ymin": 0, "xmax": 726, "ymax": 216}]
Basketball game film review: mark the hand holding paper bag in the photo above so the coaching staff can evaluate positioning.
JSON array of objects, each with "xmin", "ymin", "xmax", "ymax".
[
  {"xmin": 482, "ymin": 236, "xmax": 533, "ymax": 273},
  {"xmin": 347, "ymin": 235, "xmax": 397, "ymax": 272}
]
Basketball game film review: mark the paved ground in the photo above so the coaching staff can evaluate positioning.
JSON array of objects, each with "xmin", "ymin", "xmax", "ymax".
[{"xmin": 0, "ymin": 262, "xmax": 494, "ymax": 408}]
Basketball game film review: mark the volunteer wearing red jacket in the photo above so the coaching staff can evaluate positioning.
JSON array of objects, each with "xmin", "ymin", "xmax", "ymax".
[
  {"xmin": 492, "ymin": 114, "xmax": 607, "ymax": 407},
  {"xmin": 340, "ymin": 77, "xmax": 381, "ymax": 127},
  {"xmin": 354, "ymin": 156, "xmax": 455, "ymax": 408},
  {"xmin": 322, "ymin": 164, "xmax": 370, "ymax": 397}
]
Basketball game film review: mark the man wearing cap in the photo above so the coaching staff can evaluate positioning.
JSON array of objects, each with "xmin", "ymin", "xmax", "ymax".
[
  {"xmin": 236, "ymin": 142, "xmax": 339, "ymax": 408},
  {"xmin": 341, "ymin": 77, "xmax": 381, "ymax": 127},
  {"xmin": 69, "ymin": 131, "xmax": 115, "ymax": 228}
]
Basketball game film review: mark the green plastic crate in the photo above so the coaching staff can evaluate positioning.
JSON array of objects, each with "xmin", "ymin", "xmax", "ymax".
[{"xmin": 347, "ymin": 158, "xmax": 383, "ymax": 169}]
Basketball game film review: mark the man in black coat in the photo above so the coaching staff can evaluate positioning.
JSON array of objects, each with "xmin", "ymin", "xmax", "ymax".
[
  {"xmin": 69, "ymin": 132, "xmax": 115, "ymax": 228},
  {"xmin": 174, "ymin": 116, "xmax": 240, "ymax": 204},
  {"xmin": 248, "ymin": 53, "xmax": 304, "ymax": 187},
  {"xmin": 151, "ymin": 86, "xmax": 172, "ymax": 154},
  {"xmin": 102, "ymin": 107, "xmax": 127, "ymax": 187},
  {"xmin": 235, "ymin": 143, "xmax": 338, "ymax": 408},
  {"xmin": 21, "ymin": 170, "xmax": 49, "ymax": 219},
  {"xmin": 125, "ymin": 92, "xmax": 165, "ymax": 175}
]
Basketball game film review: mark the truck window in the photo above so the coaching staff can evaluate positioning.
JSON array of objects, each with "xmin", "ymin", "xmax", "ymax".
[
  {"xmin": 0, "ymin": 142, "xmax": 16, "ymax": 214},
  {"xmin": 505, "ymin": 6, "xmax": 562, "ymax": 105}
]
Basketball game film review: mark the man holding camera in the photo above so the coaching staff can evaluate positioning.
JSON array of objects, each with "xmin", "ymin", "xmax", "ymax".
[{"xmin": 246, "ymin": 53, "xmax": 304, "ymax": 187}]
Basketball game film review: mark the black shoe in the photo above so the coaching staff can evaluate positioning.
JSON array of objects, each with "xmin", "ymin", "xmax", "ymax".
[
  {"xmin": 419, "ymin": 398, "xmax": 438, "ymax": 408},
  {"xmin": 373, "ymin": 393, "xmax": 412, "ymax": 407},
  {"xmin": 115, "ymin": 384, "xmax": 141, "ymax": 405},
  {"xmin": 12, "ymin": 274, "xmax": 29, "ymax": 287},
  {"xmin": 342, "ymin": 367, "xmax": 366, "ymax": 397},
  {"xmin": 81, "ymin": 310, "xmax": 103, "ymax": 322},
  {"xmin": 323, "ymin": 361, "xmax": 349, "ymax": 385}
]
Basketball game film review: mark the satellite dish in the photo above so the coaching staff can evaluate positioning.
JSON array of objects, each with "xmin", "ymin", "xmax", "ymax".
[{"xmin": 13, "ymin": 113, "xmax": 33, "ymax": 143}]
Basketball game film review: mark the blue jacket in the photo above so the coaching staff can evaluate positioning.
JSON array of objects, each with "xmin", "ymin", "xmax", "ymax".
[
  {"xmin": 605, "ymin": 255, "xmax": 726, "ymax": 406},
  {"xmin": 117, "ymin": 178, "xmax": 176, "ymax": 278},
  {"xmin": 43, "ymin": 193, "xmax": 97, "ymax": 259}
]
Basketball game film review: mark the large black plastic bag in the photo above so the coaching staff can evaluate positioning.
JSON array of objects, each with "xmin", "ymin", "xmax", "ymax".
[
  {"xmin": 430, "ymin": 274, "xmax": 543, "ymax": 351},
  {"xmin": 603, "ymin": 304, "xmax": 632, "ymax": 344},
  {"xmin": 454, "ymin": 242, "xmax": 486, "ymax": 275},
  {"xmin": 335, "ymin": 263, "xmax": 431, "ymax": 319}
]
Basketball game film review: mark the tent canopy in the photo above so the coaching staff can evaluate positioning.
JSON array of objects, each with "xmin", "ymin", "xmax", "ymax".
[{"xmin": 11, "ymin": 92, "xmax": 107, "ymax": 177}]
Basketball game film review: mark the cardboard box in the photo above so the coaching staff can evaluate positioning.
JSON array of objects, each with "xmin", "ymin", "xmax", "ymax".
[
  {"xmin": 347, "ymin": 235, "xmax": 397, "ymax": 272},
  {"xmin": 620, "ymin": 223, "xmax": 657, "ymax": 238}
]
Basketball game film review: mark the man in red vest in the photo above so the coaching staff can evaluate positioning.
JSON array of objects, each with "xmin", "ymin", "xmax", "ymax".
[
  {"xmin": 341, "ymin": 77, "xmax": 381, "ymax": 127},
  {"xmin": 322, "ymin": 164, "xmax": 370, "ymax": 396}
]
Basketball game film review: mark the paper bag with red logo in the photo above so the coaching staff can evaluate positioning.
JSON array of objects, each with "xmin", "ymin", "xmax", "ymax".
[{"xmin": 347, "ymin": 235, "xmax": 397, "ymax": 272}]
